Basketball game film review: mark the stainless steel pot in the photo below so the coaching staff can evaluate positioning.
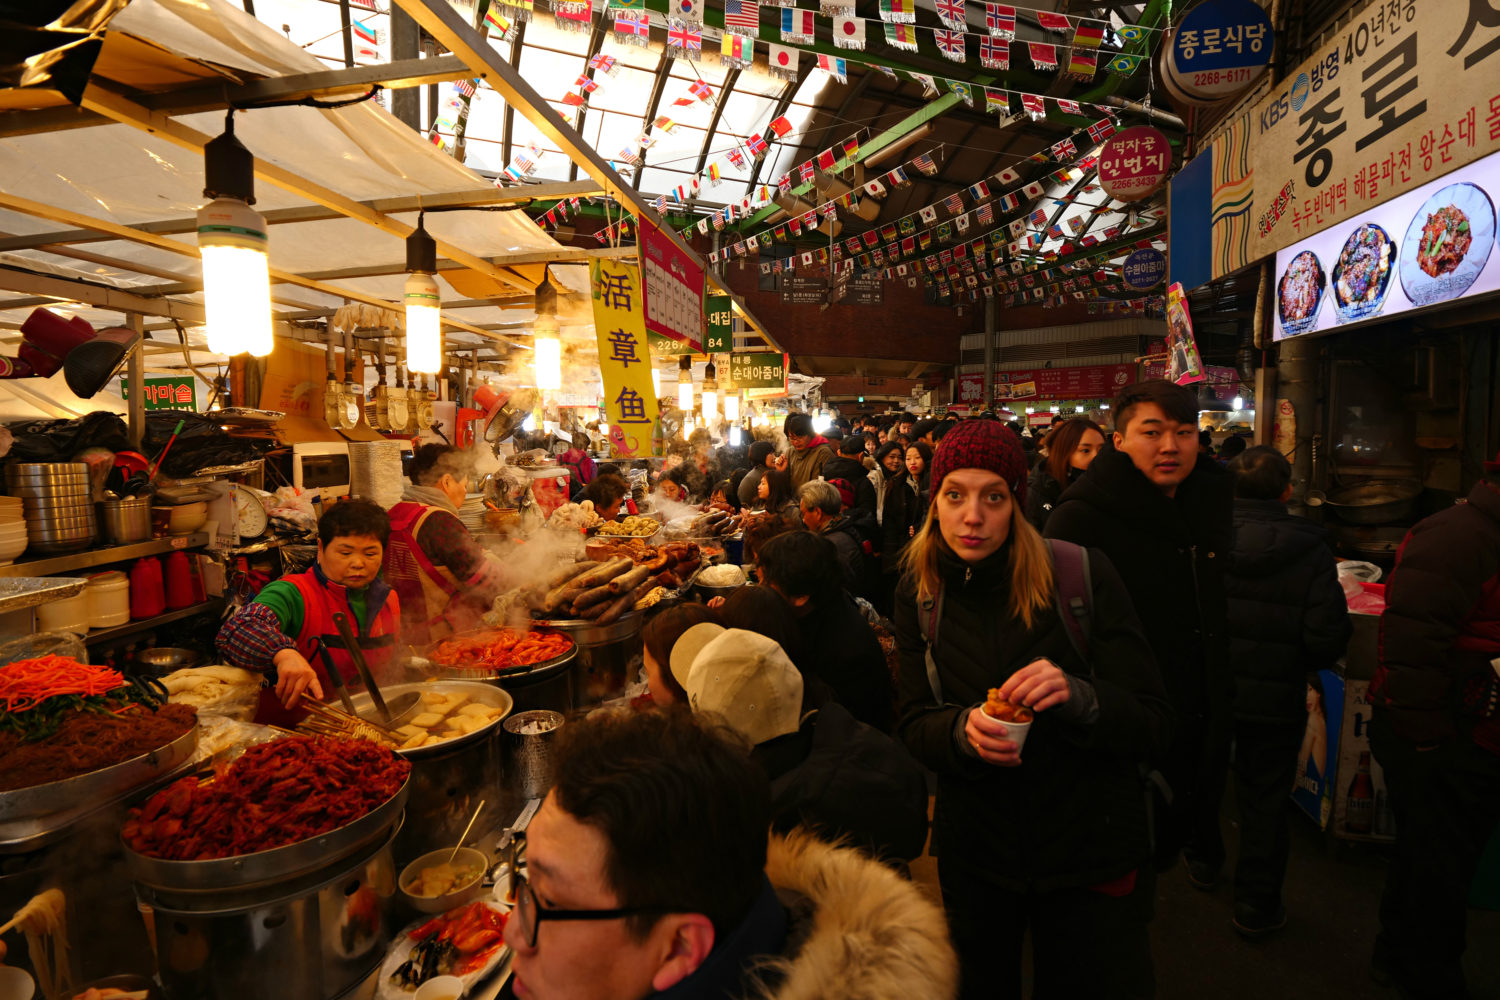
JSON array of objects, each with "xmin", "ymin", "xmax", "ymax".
[
  {"xmin": 1323, "ymin": 479, "xmax": 1422, "ymax": 526},
  {"xmin": 5, "ymin": 463, "xmax": 90, "ymax": 483},
  {"xmin": 10, "ymin": 484, "xmax": 90, "ymax": 501},
  {"xmin": 537, "ymin": 613, "xmax": 644, "ymax": 708},
  {"xmin": 26, "ymin": 534, "xmax": 94, "ymax": 554},
  {"xmin": 100, "ymin": 497, "xmax": 153, "ymax": 544},
  {"xmin": 137, "ymin": 823, "xmax": 400, "ymax": 1000},
  {"xmin": 23, "ymin": 501, "xmax": 95, "ymax": 518}
]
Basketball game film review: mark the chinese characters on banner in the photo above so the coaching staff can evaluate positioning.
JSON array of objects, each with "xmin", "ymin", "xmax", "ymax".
[
  {"xmin": 1249, "ymin": 0, "xmax": 1500, "ymax": 260},
  {"xmin": 591, "ymin": 258, "xmax": 661, "ymax": 456},
  {"xmin": 992, "ymin": 363, "xmax": 1136, "ymax": 401},
  {"xmin": 639, "ymin": 220, "xmax": 704, "ymax": 351},
  {"xmin": 1165, "ymin": 282, "xmax": 1207, "ymax": 384},
  {"xmin": 120, "ymin": 376, "xmax": 197, "ymax": 411},
  {"xmin": 728, "ymin": 351, "xmax": 789, "ymax": 398},
  {"xmin": 956, "ymin": 372, "xmax": 986, "ymax": 405}
]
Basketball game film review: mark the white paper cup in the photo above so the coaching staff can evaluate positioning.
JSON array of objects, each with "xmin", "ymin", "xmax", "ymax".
[
  {"xmin": 981, "ymin": 709, "xmax": 1033, "ymax": 754},
  {"xmin": 414, "ymin": 975, "xmax": 466, "ymax": 1000}
]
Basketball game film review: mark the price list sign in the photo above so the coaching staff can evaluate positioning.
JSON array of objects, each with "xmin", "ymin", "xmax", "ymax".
[
  {"xmin": 639, "ymin": 220, "xmax": 704, "ymax": 352},
  {"xmin": 1249, "ymin": 0, "xmax": 1500, "ymax": 260}
]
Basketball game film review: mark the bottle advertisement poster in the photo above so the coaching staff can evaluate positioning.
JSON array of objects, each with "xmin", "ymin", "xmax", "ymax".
[
  {"xmin": 1291, "ymin": 668, "xmax": 1345, "ymax": 830},
  {"xmin": 1332, "ymin": 678, "xmax": 1396, "ymax": 841}
]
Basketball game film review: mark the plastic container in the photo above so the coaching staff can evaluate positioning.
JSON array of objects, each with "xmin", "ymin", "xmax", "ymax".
[
  {"xmin": 163, "ymin": 551, "xmax": 194, "ymax": 610},
  {"xmin": 130, "ymin": 556, "xmax": 166, "ymax": 619},
  {"xmin": 37, "ymin": 590, "xmax": 89, "ymax": 634},
  {"xmin": 86, "ymin": 570, "xmax": 131, "ymax": 628}
]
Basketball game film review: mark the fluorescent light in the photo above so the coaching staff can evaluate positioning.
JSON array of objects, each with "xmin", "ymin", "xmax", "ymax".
[
  {"xmin": 723, "ymin": 392, "xmax": 740, "ymax": 422},
  {"xmin": 198, "ymin": 199, "xmax": 272, "ymax": 358},
  {"xmin": 1232, "ymin": 396, "xmax": 1244, "ymax": 411},
  {"xmin": 533, "ymin": 332, "xmax": 562, "ymax": 390},
  {"xmin": 404, "ymin": 272, "xmax": 442, "ymax": 374}
]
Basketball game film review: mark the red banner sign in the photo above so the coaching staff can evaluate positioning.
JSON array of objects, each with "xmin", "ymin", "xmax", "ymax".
[
  {"xmin": 1099, "ymin": 126, "xmax": 1172, "ymax": 202},
  {"xmin": 956, "ymin": 373, "xmax": 986, "ymax": 406},
  {"xmin": 994, "ymin": 363, "xmax": 1137, "ymax": 402}
]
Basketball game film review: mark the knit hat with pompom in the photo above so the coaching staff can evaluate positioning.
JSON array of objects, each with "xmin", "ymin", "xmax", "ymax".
[{"xmin": 928, "ymin": 419, "xmax": 1029, "ymax": 506}]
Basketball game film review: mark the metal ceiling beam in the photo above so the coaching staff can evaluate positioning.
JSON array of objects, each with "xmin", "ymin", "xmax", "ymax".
[
  {"xmin": 744, "ymin": 74, "xmax": 807, "ymax": 197},
  {"xmin": 78, "ymin": 81, "xmax": 536, "ymax": 296},
  {"xmin": 501, "ymin": 20, "xmax": 527, "ymax": 167},
  {"xmin": 808, "ymin": 72, "xmax": 873, "ymax": 163},
  {"xmin": 569, "ymin": 22, "xmax": 611, "ymax": 184},
  {"xmin": 0, "ymin": 180, "xmax": 604, "ymax": 254},
  {"xmin": 694, "ymin": 69, "xmax": 741, "ymax": 178},
  {"xmin": 633, "ymin": 50, "xmax": 676, "ymax": 191},
  {"xmin": 0, "ymin": 268, "xmax": 207, "ymax": 323},
  {"xmin": 394, "ymin": 0, "xmax": 782, "ymax": 350}
]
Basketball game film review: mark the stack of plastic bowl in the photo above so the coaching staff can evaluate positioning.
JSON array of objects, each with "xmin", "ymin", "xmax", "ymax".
[
  {"xmin": 0, "ymin": 495, "xmax": 24, "ymax": 564},
  {"xmin": 6, "ymin": 462, "xmax": 97, "ymax": 554}
]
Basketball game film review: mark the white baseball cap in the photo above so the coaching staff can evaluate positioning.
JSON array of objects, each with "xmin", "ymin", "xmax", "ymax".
[
  {"xmin": 668, "ymin": 622, "xmax": 726, "ymax": 690},
  {"xmin": 683, "ymin": 629, "xmax": 803, "ymax": 746}
]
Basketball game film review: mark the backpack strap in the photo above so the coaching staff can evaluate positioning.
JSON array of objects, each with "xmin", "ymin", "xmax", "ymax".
[
  {"xmin": 917, "ymin": 582, "xmax": 946, "ymax": 706},
  {"xmin": 1045, "ymin": 538, "xmax": 1094, "ymax": 669}
]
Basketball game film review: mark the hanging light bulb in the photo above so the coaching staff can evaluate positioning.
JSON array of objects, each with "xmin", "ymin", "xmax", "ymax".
[
  {"xmin": 650, "ymin": 366, "xmax": 661, "ymax": 398},
  {"xmin": 404, "ymin": 215, "xmax": 441, "ymax": 374},
  {"xmin": 701, "ymin": 359, "xmax": 718, "ymax": 422},
  {"xmin": 721, "ymin": 368, "xmax": 739, "ymax": 422},
  {"xmin": 197, "ymin": 112, "xmax": 272, "ymax": 357},
  {"xmin": 677, "ymin": 356, "xmax": 694, "ymax": 412},
  {"xmin": 533, "ymin": 275, "xmax": 562, "ymax": 391},
  {"xmin": 729, "ymin": 424, "xmax": 743, "ymax": 446}
]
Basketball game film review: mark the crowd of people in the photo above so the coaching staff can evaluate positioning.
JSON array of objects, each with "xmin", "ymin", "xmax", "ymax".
[{"xmin": 213, "ymin": 380, "xmax": 1498, "ymax": 1000}]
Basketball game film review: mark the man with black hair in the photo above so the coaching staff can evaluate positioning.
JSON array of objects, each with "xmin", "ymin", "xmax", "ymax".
[
  {"xmin": 896, "ymin": 413, "xmax": 916, "ymax": 438},
  {"xmin": 384, "ymin": 444, "xmax": 508, "ymax": 646},
  {"xmin": 910, "ymin": 419, "xmax": 940, "ymax": 447},
  {"xmin": 757, "ymin": 530, "xmax": 893, "ymax": 732},
  {"xmin": 1369, "ymin": 452, "xmax": 1500, "ymax": 999},
  {"xmin": 505, "ymin": 707, "xmax": 956, "ymax": 1000},
  {"xmin": 737, "ymin": 440, "xmax": 779, "ymax": 509},
  {"xmin": 930, "ymin": 419, "xmax": 955, "ymax": 444},
  {"xmin": 218, "ymin": 499, "xmax": 400, "ymax": 726},
  {"xmin": 1213, "ymin": 445, "xmax": 1350, "ymax": 938},
  {"xmin": 783, "ymin": 413, "xmax": 833, "ymax": 492},
  {"xmin": 821, "ymin": 434, "xmax": 878, "ymax": 522},
  {"xmin": 1046, "ymin": 379, "xmax": 1234, "ymax": 879}
]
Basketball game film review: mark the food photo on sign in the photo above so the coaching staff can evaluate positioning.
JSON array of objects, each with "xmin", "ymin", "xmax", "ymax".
[
  {"xmin": 1273, "ymin": 148, "xmax": 1500, "ymax": 339},
  {"xmin": 1164, "ymin": 282, "xmax": 1207, "ymax": 383}
]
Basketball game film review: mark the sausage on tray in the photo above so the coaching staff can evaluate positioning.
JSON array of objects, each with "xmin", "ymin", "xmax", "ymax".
[
  {"xmin": 544, "ymin": 560, "xmax": 600, "ymax": 588},
  {"xmin": 570, "ymin": 557, "xmax": 634, "ymax": 591},
  {"xmin": 571, "ymin": 583, "xmax": 616, "ymax": 612},
  {"xmin": 608, "ymin": 563, "xmax": 653, "ymax": 594}
]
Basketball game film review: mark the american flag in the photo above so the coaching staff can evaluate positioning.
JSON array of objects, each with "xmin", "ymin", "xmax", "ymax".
[
  {"xmin": 723, "ymin": 0, "xmax": 760, "ymax": 32},
  {"xmin": 712, "ymin": 211, "xmax": 725, "ymax": 229},
  {"xmin": 934, "ymin": 0, "xmax": 966, "ymax": 29},
  {"xmin": 653, "ymin": 195, "xmax": 668, "ymax": 213},
  {"xmin": 976, "ymin": 203, "xmax": 994, "ymax": 225},
  {"xmin": 1028, "ymin": 208, "xmax": 1049, "ymax": 228},
  {"xmin": 455, "ymin": 78, "xmax": 476, "ymax": 97},
  {"xmin": 984, "ymin": 3, "xmax": 1015, "ymax": 37},
  {"xmin": 933, "ymin": 29, "xmax": 966, "ymax": 61},
  {"xmin": 943, "ymin": 193, "xmax": 965, "ymax": 215},
  {"xmin": 978, "ymin": 36, "xmax": 1008, "ymax": 69},
  {"xmin": 912, "ymin": 153, "xmax": 938, "ymax": 176}
]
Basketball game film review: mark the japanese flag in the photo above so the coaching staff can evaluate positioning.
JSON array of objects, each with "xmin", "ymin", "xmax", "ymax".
[{"xmin": 768, "ymin": 44, "xmax": 797, "ymax": 73}]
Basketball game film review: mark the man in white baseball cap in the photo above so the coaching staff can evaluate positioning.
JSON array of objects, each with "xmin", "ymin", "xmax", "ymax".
[{"xmin": 673, "ymin": 627, "xmax": 804, "ymax": 746}]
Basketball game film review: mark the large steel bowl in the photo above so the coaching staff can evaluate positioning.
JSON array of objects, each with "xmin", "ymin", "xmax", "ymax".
[
  {"xmin": 347, "ymin": 681, "xmax": 512, "ymax": 758},
  {"xmin": 421, "ymin": 628, "xmax": 577, "ymax": 682},
  {"xmin": 1323, "ymin": 479, "xmax": 1422, "ymax": 525},
  {"xmin": 0, "ymin": 723, "xmax": 198, "ymax": 825}
]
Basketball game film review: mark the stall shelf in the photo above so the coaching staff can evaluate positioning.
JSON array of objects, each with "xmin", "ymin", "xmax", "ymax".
[
  {"xmin": 0, "ymin": 532, "xmax": 210, "ymax": 578},
  {"xmin": 81, "ymin": 598, "xmax": 223, "ymax": 647}
]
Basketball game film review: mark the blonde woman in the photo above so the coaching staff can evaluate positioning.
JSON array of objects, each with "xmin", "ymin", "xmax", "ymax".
[{"xmin": 893, "ymin": 419, "xmax": 1172, "ymax": 1000}]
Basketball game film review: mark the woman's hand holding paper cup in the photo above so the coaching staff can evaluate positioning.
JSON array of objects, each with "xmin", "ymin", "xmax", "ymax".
[{"xmin": 969, "ymin": 658, "xmax": 1067, "ymax": 765}]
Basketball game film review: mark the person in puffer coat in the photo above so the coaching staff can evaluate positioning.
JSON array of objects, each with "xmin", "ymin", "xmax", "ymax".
[
  {"xmin": 895, "ymin": 419, "xmax": 1172, "ymax": 1000},
  {"xmin": 1211, "ymin": 446, "xmax": 1350, "ymax": 939}
]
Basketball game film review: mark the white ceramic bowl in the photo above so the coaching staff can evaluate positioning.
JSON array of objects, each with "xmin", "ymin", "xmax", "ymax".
[
  {"xmin": 154, "ymin": 501, "xmax": 208, "ymax": 536},
  {"xmin": 399, "ymin": 847, "xmax": 490, "ymax": 914},
  {"xmin": 0, "ymin": 533, "xmax": 27, "ymax": 565},
  {"xmin": 413, "ymin": 975, "xmax": 465, "ymax": 1000},
  {"xmin": 0, "ymin": 965, "xmax": 34, "ymax": 1000}
]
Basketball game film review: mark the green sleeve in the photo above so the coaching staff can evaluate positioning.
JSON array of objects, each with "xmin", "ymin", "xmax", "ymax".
[{"xmin": 253, "ymin": 580, "xmax": 305, "ymax": 639}]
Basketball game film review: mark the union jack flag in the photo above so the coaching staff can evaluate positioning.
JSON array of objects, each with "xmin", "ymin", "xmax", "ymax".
[
  {"xmin": 933, "ymin": 28, "xmax": 966, "ymax": 61},
  {"xmin": 934, "ymin": 0, "xmax": 966, "ymax": 29},
  {"xmin": 726, "ymin": 146, "xmax": 746, "ymax": 168},
  {"xmin": 978, "ymin": 36, "xmax": 1008, "ymax": 69},
  {"xmin": 614, "ymin": 14, "xmax": 650, "ymax": 37},
  {"xmin": 984, "ymin": 3, "xmax": 1015, "ymax": 37},
  {"xmin": 723, "ymin": 0, "xmax": 760, "ymax": 33},
  {"xmin": 589, "ymin": 53, "xmax": 617, "ymax": 72},
  {"xmin": 1051, "ymin": 137, "xmax": 1076, "ymax": 160},
  {"xmin": 667, "ymin": 25, "xmax": 702, "ymax": 52}
]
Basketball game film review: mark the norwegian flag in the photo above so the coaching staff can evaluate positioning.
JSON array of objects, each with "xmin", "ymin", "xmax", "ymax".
[
  {"xmin": 746, "ymin": 134, "xmax": 769, "ymax": 158},
  {"xmin": 984, "ymin": 2, "xmax": 1015, "ymax": 38},
  {"xmin": 978, "ymin": 36, "xmax": 1009, "ymax": 70},
  {"xmin": 614, "ymin": 14, "xmax": 650, "ymax": 38},
  {"xmin": 912, "ymin": 153, "xmax": 938, "ymax": 176},
  {"xmin": 934, "ymin": 0, "xmax": 966, "ymax": 30},
  {"xmin": 689, "ymin": 79, "xmax": 714, "ymax": 101},
  {"xmin": 726, "ymin": 146, "xmax": 746, "ymax": 168},
  {"xmin": 933, "ymin": 29, "xmax": 967, "ymax": 62},
  {"xmin": 723, "ymin": 0, "xmax": 760, "ymax": 34},
  {"xmin": 1028, "ymin": 42, "xmax": 1058, "ymax": 70},
  {"xmin": 799, "ymin": 161, "xmax": 816, "ymax": 183},
  {"xmin": 455, "ymin": 78, "xmax": 477, "ymax": 97},
  {"xmin": 1055, "ymin": 98, "xmax": 1082, "ymax": 115},
  {"xmin": 1051, "ymin": 137, "xmax": 1076, "ymax": 160},
  {"xmin": 1021, "ymin": 93, "xmax": 1046, "ymax": 118},
  {"xmin": 1087, "ymin": 118, "xmax": 1116, "ymax": 144},
  {"xmin": 1036, "ymin": 11, "xmax": 1069, "ymax": 31},
  {"xmin": 577, "ymin": 75, "xmax": 600, "ymax": 92}
]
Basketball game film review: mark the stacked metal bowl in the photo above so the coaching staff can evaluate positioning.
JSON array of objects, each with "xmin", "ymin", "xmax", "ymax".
[{"xmin": 6, "ymin": 462, "xmax": 97, "ymax": 554}]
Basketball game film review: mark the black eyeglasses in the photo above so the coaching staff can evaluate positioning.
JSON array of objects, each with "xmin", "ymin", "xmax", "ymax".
[{"xmin": 502, "ymin": 831, "xmax": 674, "ymax": 949}]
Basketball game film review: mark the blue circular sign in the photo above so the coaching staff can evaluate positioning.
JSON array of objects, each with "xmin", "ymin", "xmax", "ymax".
[
  {"xmin": 1121, "ymin": 248, "xmax": 1167, "ymax": 290},
  {"xmin": 1168, "ymin": 0, "xmax": 1274, "ymax": 102}
]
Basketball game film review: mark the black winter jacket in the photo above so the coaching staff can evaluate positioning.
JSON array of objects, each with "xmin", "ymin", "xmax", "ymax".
[
  {"xmin": 1023, "ymin": 465, "xmax": 1086, "ymax": 533},
  {"xmin": 1045, "ymin": 451, "xmax": 1234, "ymax": 721},
  {"xmin": 802, "ymin": 593, "xmax": 895, "ymax": 733},
  {"xmin": 878, "ymin": 475, "xmax": 917, "ymax": 573},
  {"xmin": 894, "ymin": 541, "xmax": 1172, "ymax": 891},
  {"xmin": 756, "ymin": 701, "xmax": 930, "ymax": 862},
  {"xmin": 822, "ymin": 515, "xmax": 875, "ymax": 602},
  {"xmin": 1225, "ymin": 499, "xmax": 1352, "ymax": 724},
  {"xmin": 822, "ymin": 456, "xmax": 879, "ymax": 522}
]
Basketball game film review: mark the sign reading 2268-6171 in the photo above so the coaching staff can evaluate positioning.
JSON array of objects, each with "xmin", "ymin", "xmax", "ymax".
[{"xmin": 1248, "ymin": 0, "xmax": 1500, "ymax": 261}]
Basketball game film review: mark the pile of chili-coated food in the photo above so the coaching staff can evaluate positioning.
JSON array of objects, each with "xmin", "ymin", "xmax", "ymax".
[
  {"xmin": 426, "ymin": 628, "xmax": 573, "ymax": 675},
  {"xmin": 122, "ymin": 735, "xmax": 409, "ymax": 860},
  {"xmin": 0, "ymin": 656, "xmax": 196, "ymax": 793}
]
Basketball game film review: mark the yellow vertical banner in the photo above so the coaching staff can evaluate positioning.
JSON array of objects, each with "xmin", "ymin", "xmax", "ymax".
[{"xmin": 591, "ymin": 257, "xmax": 660, "ymax": 457}]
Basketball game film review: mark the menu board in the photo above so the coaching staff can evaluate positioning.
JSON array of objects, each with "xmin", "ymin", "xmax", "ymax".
[
  {"xmin": 1248, "ymin": 0, "xmax": 1500, "ymax": 260},
  {"xmin": 1273, "ymin": 148, "xmax": 1500, "ymax": 339},
  {"xmin": 993, "ymin": 363, "xmax": 1137, "ymax": 401},
  {"xmin": 639, "ymin": 220, "xmax": 704, "ymax": 351}
]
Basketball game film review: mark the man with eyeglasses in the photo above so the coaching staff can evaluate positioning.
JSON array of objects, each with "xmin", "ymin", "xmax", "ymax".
[{"xmin": 502, "ymin": 706, "xmax": 956, "ymax": 1000}]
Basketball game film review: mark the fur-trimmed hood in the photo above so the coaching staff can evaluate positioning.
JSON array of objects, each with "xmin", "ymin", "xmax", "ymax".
[{"xmin": 750, "ymin": 832, "xmax": 958, "ymax": 1000}]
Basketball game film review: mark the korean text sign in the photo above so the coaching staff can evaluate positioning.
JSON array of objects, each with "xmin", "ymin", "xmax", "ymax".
[
  {"xmin": 1099, "ymin": 127, "xmax": 1173, "ymax": 201},
  {"xmin": 728, "ymin": 351, "xmax": 788, "ymax": 396},
  {"xmin": 992, "ymin": 363, "xmax": 1136, "ymax": 401},
  {"xmin": 591, "ymin": 258, "xmax": 660, "ymax": 457},
  {"xmin": 1249, "ymin": 0, "xmax": 1500, "ymax": 260},
  {"xmin": 639, "ymin": 220, "xmax": 704, "ymax": 351},
  {"xmin": 120, "ymin": 376, "xmax": 197, "ymax": 411}
]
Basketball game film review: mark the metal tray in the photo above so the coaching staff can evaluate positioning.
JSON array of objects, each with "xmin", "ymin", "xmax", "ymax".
[
  {"xmin": 0, "ymin": 576, "xmax": 86, "ymax": 614},
  {"xmin": 123, "ymin": 767, "xmax": 411, "ymax": 892},
  {"xmin": 0, "ymin": 722, "xmax": 199, "ymax": 823},
  {"xmin": 421, "ymin": 628, "xmax": 578, "ymax": 681},
  {"xmin": 346, "ymin": 681, "xmax": 513, "ymax": 759}
]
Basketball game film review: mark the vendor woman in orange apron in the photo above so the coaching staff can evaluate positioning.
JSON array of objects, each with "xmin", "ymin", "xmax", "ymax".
[
  {"xmin": 216, "ymin": 499, "xmax": 400, "ymax": 726},
  {"xmin": 383, "ymin": 444, "xmax": 508, "ymax": 647}
]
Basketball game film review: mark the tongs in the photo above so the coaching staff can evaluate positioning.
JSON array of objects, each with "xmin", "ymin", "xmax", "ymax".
[{"xmin": 331, "ymin": 611, "xmax": 420, "ymax": 727}]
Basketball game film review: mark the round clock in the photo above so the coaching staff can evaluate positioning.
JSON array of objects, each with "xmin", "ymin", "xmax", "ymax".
[{"xmin": 232, "ymin": 484, "xmax": 269, "ymax": 539}]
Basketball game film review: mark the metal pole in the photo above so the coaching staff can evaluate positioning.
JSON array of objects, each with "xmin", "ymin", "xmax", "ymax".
[
  {"xmin": 127, "ymin": 314, "xmax": 146, "ymax": 451},
  {"xmin": 337, "ymin": 0, "xmax": 355, "ymax": 69},
  {"xmin": 390, "ymin": 7, "xmax": 422, "ymax": 129},
  {"xmin": 983, "ymin": 296, "xmax": 997, "ymax": 412}
]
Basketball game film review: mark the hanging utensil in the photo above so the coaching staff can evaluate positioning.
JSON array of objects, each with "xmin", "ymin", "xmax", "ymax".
[{"xmin": 330, "ymin": 611, "xmax": 420, "ymax": 726}]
